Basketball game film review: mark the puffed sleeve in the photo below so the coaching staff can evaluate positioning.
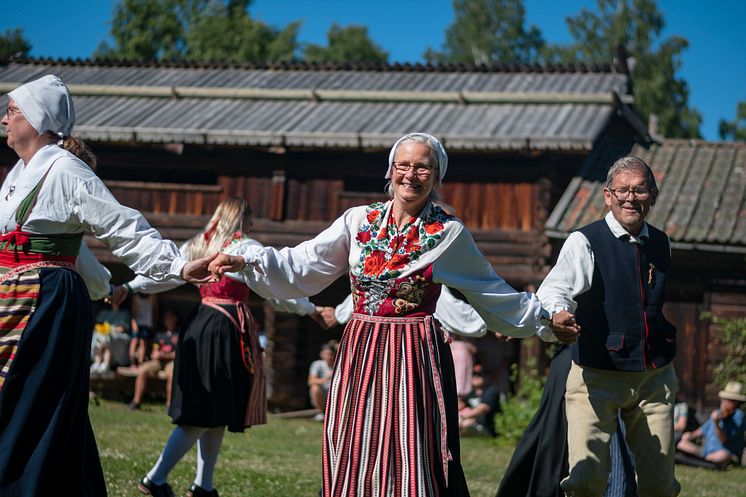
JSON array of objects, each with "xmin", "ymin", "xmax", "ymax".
[
  {"xmin": 72, "ymin": 174, "xmax": 186, "ymax": 281},
  {"xmin": 433, "ymin": 286, "xmax": 488, "ymax": 337},
  {"xmin": 333, "ymin": 294, "xmax": 354, "ymax": 325},
  {"xmin": 127, "ymin": 241, "xmax": 191, "ymax": 294},
  {"xmin": 224, "ymin": 210, "xmax": 353, "ymax": 300},
  {"xmin": 76, "ymin": 242, "xmax": 112, "ymax": 301},
  {"xmin": 432, "ymin": 226, "xmax": 548, "ymax": 339}
]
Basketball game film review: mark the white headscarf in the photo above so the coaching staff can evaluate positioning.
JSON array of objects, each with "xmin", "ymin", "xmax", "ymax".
[
  {"xmin": 8, "ymin": 75, "xmax": 75, "ymax": 138},
  {"xmin": 386, "ymin": 133, "xmax": 448, "ymax": 182}
]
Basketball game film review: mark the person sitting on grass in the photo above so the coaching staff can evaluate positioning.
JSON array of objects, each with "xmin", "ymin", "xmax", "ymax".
[
  {"xmin": 307, "ymin": 341, "xmax": 337, "ymax": 421},
  {"xmin": 129, "ymin": 309, "xmax": 180, "ymax": 410},
  {"xmin": 677, "ymin": 381, "xmax": 746, "ymax": 467}
]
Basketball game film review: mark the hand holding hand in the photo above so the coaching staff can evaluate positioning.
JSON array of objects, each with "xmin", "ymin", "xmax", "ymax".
[
  {"xmin": 551, "ymin": 310, "xmax": 581, "ymax": 344},
  {"xmin": 207, "ymin": 253, "xmax": 248, "ymax": 278},
  {"xmin": 104, "ymin": 284, "xmax": 129, "ymax": 306},
  {"xmin": 311, "ymin": 306, "xmax": 339, "ymax": 329},
  {"xmin": 181, "ymin": 253, "xmax": 220, "ymax": 284}
]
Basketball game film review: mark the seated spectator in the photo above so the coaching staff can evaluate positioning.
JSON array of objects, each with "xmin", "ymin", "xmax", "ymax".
[
  {"xmin": 674, "ymin": 396, "xmax": 699, "ymax": 443},
  {"xmin": 459, "ymin": 367, "xmax": 502, "ymax": 437},
  {"xmin": 129, "ymin": 292, "xmax": 158, "ymax": 367},
  {"xmin": 308, "ymin": 341, "xmax": 337, "ymax": 421},
  {"xmin": 90, "ymin": 299, "xmax": 131, "ymax": 375},
  {"xmin": 677, "ymin": 381, "xmax": 746, "ymax": 466},
  {"xmin": 128, "ymin": 309, "xmax": 180, "ymax": 410}
]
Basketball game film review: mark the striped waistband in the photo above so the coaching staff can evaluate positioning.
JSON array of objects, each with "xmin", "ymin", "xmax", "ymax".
[
  {"xmin": 0, "ymin": 249, "xmax": 77, "ymax": 267},
  {"xmin": 350, "ymin": 312, "xmax": 431, "ymax": 324},
  {"xmin": 0, "ymin": 260, "xmax": 77, "ymax": 286}
]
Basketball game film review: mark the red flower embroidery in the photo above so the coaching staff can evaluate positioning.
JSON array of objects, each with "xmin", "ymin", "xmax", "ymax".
[
  {"xmin": 363, "ymin": 250, "xmax": 388, "ymax": 275},
  {"xmin": 424, "ymin": 221, "xmax": 444, "ymax": 234},
  {"xmin": 367, "ymin": 210, "xmax": 381, "ymax": 224},
  {"xmin": 387, "ymin": 253, "xmax": 410, "ymax": 270},
  {"xmin": 356, "ymin": 230, "xmax": 372, "ymax": 243},
  {"xmin": 406, "ymin": 227, "xmax": 419, "ymax": 244}
]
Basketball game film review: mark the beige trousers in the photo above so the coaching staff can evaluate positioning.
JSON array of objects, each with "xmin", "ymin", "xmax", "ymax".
[{"xmin": 561, "ymin": 361, "xmax": 680, "ymax": 497}]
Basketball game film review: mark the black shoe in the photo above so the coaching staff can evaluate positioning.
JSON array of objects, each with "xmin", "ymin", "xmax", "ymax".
[
  {"xmin": 129, "ymin": 401, "xmax": 141, "ymax": 410},
  {"xmin": 187, "ymin": 483, "xmax": 219, "ymax": 497},
  {"xmin": 138, "ymin": 476, "xmax": 175, "ymax": 497}
]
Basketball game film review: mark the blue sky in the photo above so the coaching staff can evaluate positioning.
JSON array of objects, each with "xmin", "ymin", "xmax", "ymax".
[{"xmin": 3, "ymin": 0, "xmax": 744, "ymax": 140}]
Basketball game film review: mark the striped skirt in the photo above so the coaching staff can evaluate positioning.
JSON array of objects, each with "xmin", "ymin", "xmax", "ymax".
[{"xmin": 322, "ymin": 314, "xmax": 470, "ymax": 497}]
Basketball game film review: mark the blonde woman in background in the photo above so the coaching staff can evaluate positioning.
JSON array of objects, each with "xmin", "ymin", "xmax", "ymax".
[{"xmin": 128, "ymin": 197, "xmax": 327, "ymax": 497}]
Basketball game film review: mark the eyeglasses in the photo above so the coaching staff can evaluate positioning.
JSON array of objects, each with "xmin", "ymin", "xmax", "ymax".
[
  {"xmin": 606, "ymin": 186, "xmax": 652, "ymax": 201},
  {"xmin": 4, "ymin": 106, "xmax": 21, "ymax": 119},
  {"xmin": 392, "ymin": 161, "xmax": 433, "ymax": 178}
]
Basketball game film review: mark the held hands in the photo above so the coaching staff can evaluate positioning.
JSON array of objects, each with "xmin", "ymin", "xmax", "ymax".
[
  {"xmin": 104, "ymin": 284, "xmax": 129, "ymax": 306},
  {"xmin": 181, "ymin": 253, "xmax": 221, "ymax": 284},
  {"xmin": 550, "ymin": 310, "xmax": 581, "ymax": 344},
  {"xmin": 310, "ymin": 306, "xmax": 339, "ymax": 330},
  {"xmin": 491, "ymin": 331, "xmax": 514, "ymax": 342},
  {"xmin": 207, "ymin": 253, "xmax": 250, "ymax": 278}
]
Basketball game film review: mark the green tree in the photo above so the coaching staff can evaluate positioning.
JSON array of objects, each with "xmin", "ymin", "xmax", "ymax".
[
  {"xmin": 718, "ymin": 101, "xmax": 746, "ymax": 142},
  {"xmin": 94, "ymin": 0, "xmax": 199, "ymax": 60},
  {"xmin": 185, "ymin": 0, "xmax": 299, "ymax": 62},
  {"xmin": 95, "ymin": 0, "xmax": 299, "ymax": 62},
  {"xmin": 701, "ymin": 312, "xmax": 746, "ymax": 388},
  {"xmin": 303, "ymin": 24, "xmax": 388, "ymax": 64},
  {"xmin": 424, "ymin": 0, "xmax": 544, "ymax": 65},
  {"xmin": 544, "ymin": 0, "xmax": 701, "ymax": 139},
  {"xmin": 0, "ymin": 28, "xmax": 31, "ymax": 63}
]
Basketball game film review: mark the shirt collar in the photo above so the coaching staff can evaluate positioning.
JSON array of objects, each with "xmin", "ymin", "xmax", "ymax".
[{"xmin": 604, "ymin": 211, "xmax": 649, "ymax": 244}]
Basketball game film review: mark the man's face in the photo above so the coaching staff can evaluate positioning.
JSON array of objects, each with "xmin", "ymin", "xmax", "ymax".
[
  {"xmin": 603, "ymin": 170, "xmax": 657, "ymax": 235},
  {"xmin": 720, "ymin": 398, "xmax": 738, "ymax": 417}
]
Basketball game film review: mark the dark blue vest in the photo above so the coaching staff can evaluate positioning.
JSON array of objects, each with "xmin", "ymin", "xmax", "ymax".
[{"xmin": 570, "ymin": 220, "xmax": 676, "ymax": 371}]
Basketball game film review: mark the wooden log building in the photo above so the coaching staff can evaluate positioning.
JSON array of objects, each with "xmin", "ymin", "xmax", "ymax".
[{"xmin": 1, "ymin": 57, "xmax": 657, "ymax": 410}]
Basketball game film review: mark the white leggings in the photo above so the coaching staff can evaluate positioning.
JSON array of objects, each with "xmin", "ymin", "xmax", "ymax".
[{"xmin": 147, "ymin": 425, "xmax": 225, "ymax": 491}]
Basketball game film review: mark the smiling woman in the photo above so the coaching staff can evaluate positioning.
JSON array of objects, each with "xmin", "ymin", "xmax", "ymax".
[{"xmin": 202, "ymin": 132, "xmax": 573, "ymax": 497}]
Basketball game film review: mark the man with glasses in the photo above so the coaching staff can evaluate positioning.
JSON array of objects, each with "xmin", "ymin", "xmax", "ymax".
[{"xmin": 537, "ymin": 156, "xmax": 680, "ymax": 497}]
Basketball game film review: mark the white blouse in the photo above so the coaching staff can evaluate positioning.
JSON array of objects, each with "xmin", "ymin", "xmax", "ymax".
[
  {"xmin": 0, "ymin": 144, "xmax": 186, "ymax": 287},
  {"xmin": 226, "ymin": 201, "xmax": 550, "ymax": 339}
]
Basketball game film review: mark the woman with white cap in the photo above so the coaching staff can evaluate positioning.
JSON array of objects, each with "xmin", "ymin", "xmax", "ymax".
[
  {"xmin": 208, "ymin": 133, "xmax": 578, "ymax": 497},
  {"xmin": 0, "ymin": 75, "xmax": 213, "ymax": 496}
]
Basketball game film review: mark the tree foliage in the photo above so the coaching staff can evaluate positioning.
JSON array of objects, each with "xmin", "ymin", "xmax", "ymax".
[
  {"xmin": 718, "ymin": 101, "xmax": 746, "ymax": 142},
  {"xmin": 701, "ymin": 312, "xmax": 746, "ymax": 388},
  {"xmin": 95, "ymin": 0, "xmax": 299, "ymax": 62},
  {"xmin": 0, "ymin": 28, "xmax": 31, "ymax": 63},
  {"xmin": 304, "ymin": 24, "xmax": 388, "ymax": 64},
  {"xmin": 424, "ymin": 0, "xmax": 544, "ymax": 65},
  {"xmin": 543, "ymin": 0, "xmax": 701, "ymax": 138}
]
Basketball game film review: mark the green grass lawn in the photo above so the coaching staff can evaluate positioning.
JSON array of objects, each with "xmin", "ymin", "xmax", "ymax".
[{"xmin": 91, "ymin": 399, "xmax": 746, "ymax": 497}]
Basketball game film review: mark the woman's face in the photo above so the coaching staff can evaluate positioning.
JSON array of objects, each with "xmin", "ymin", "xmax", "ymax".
[
  {"xmin": 391, "ymin": 141, "xmax": 437, "ymax": 208},
  {"xmin": 2, "ymin": 99, "xmax": 39, "ymax": 152}
]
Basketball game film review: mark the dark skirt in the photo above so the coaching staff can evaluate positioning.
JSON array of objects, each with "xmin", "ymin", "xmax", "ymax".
[
  {"xmin": 168, "ymin": 303, "xmax": 253, "ymax": 433},
  {"xmin": 0, "ymin": 267, "xmax": 105, "ymax": 497},
  {"xmin": 495, "ymin": 346, "xmax": 637, "ymax": 497},
  {"xmin": 323, "ymin": 314, "xmax": 469, "ymax": 497}
]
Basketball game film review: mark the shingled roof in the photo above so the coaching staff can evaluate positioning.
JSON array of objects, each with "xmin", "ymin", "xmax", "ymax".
[
  {"xmin": 546, "ymin": 139, "xmax": 746, "ymax": 252},
  {"xmin": 0, "ymin": 58, "xmax": 634, "ymax": 151}
]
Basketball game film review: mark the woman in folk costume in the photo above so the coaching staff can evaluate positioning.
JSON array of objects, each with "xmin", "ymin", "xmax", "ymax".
[
  {"xmin": 128, "ymin": 197, "xmax": 324, "ymax": 497},
  {"xmin": 209, "ymin": 133, "xmax": 575, "ymax": 497},
  {"xmin": 0, "ymin": 75, "xmax": 211, "ymax": 497}
]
